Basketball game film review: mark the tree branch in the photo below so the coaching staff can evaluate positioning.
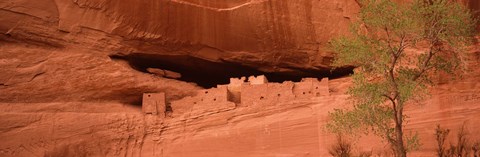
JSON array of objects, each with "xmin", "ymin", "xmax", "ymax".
[
  {"xmin": 413, "ymin": 41, "xmax": 437, "ymax": 81},
  {"xmin": 385, "ymin": 26, "xmax": 397, "ymax": 56}
]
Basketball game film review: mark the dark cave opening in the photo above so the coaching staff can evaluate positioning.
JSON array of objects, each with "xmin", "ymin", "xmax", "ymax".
[{"xmin": 110, "ymin": 54, "xmax": 354, "ymax": 88}]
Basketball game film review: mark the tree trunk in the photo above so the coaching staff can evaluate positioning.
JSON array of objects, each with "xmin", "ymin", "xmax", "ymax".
[{"xmin": 394, "ymin": 108, "xmax": 407, "ymax": 157}]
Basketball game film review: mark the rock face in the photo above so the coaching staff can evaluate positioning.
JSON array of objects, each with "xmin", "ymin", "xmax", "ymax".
[
  {"xmin": 0, "ymin": 0, "xmax": 479, "ymax": 157},
  {"xmin": 0, "ymin": 0, "xmax": 478, "ymax": 76},
  {"xmin": 0, "ymin": 50, "xmax": 479, "ymax": 156},
  {"xmin": 0, "ymin": 0, "xmax": 362, "ymax": 76},
  {"xmin": 0, "ymin": 41, "xmax": 201, "ymax": 104},
  {"xmin": 0, "ymin": 46, "xmax": 479, "ymax": 156},
  {"xmin": 146, "ymin": 68, "xmax": 182, "ymax": 79}
]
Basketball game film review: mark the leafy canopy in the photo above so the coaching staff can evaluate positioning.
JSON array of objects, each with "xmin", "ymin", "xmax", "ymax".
[{"xmin": 327, "ymin": 0, "xmax": 476, "ymax": 154}]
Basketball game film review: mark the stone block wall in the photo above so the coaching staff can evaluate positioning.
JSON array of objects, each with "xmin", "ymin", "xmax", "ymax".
[
  {"xmin": 170, "ymin": 86, "xmax": 235, "ymax": 117},
  {"xmin": 293, "ymin": 78, "xmax": 329, "ymax": 99},
  {"xmin": 241, "ymin": 84, "xmax": 269, "ymax": 106},
  {"xmin": 142, "ymin": 93, "xmax": 166, "ymax": 117},
  {"xmin": 144, "ymin": 76, "xmax": 329, "ymax": 117},
  {"xmin": 170, "ymin": 96, "xmax": 197, "ymax": 117},
  {"xmin": 191, "ymin": 86, "xmax": 236, "ymax": 116},
  {"xmin": 222, "ymin": 77, "xmax": 247, "ymax": 103},
  {"xmin": 241, "ymin": 82, "xmax": 296, "ymax": 106},
  {"xmin": 248, "ymin": 75, "xmax": 268, "ymax": 85},
  {"xmin": 267, "ymin": 82, "xmax": 296, "ymax": 103},
  {"xmin": 316, "ymin": 78, "xmax": 329, "ymax": 96}
]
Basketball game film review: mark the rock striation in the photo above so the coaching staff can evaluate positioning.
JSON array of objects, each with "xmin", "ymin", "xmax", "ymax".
[
  {"xmin": 1, "ymin": 57, "xmax": 479, "ymax": 156},
  {"xmin": 0, "ymin": 0, "xmax": 363, "ymax": 76},
  {"xmin": 1, "ymin": 0, "xmax": 477, "ymax": 76},
  {"xmin": 0, "ymin": 0, "xmax": 479, "ymax": 156}
]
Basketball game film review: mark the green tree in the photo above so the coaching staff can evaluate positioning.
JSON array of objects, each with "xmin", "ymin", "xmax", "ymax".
[{"xmin": 326, "ymin": 0, "xmax": 476, "ymax": 156}]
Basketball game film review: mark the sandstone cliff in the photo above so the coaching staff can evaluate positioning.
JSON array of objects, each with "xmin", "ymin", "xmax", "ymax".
[
  {"xmin": 0, "ymin": 47, "xmax": 478, "ymax": 156},
  {"xmin": 0, "ymin": 0, "xmax": 361, "ymax": 76},
  {"xmin": 0, "ymin": 0, "xmax": 479, "ymax": 156}
]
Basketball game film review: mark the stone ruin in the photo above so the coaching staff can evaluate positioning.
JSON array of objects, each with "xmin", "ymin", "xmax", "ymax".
[
  {"xmin": 141, "ymin": 75, "xmax": 329, "ymax": 118},
  {"xmin": 170, "ymin": 86, "xmax": 236, "ymax": 117},
  {"xmin": 142, "ymin": 93, "xmax": 166, "ymax": 117}
]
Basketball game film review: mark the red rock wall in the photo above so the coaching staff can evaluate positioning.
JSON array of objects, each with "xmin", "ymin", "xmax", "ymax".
[
  {"xmin": 1, "ymin": 75, "xmax": 479, "ymax": 156},
  {"xmin": 1, "ymin": 0, "xmax": 477, "ymax": 74},
  {"xmin": 1, "ymin": 49, "xmax": 478, "ymax": 156},
  {"xmin": 0, "ymin": 0, "xmax": 362, "ymax": 74},
  {"xmin": 0, "ymin": 0, "xmax": 479, "ymax": 156}
]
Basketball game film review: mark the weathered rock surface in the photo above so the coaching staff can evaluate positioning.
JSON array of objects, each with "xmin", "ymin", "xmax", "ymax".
[
  {"xmin": 147, "ymin": 68, "xmax": 182, "ymax": 79},
  {"xmin": 0, "ymin": 47, "xmax": 479, "ymax": 156},
  {"xmin": 1, "ymin": 0, "xmax": 478, "ymax": 75},
  {"xmin": 0, "ymin": 40, "xmax": 200, "ymax": 104},
  {"xmin": 0, "ymin": 0, "xmax": 364, "ymax": 76},
  {"xmin": 0, "ymin": 0, "xmax": 479, "ymax": 157}
]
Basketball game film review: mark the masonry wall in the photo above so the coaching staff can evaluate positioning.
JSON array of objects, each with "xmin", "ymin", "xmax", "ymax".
[
  {"xmin": 145, "ymin": 77, "xmax": 329, "ymax": 117},
  {"xmin": 241, "ymin": 84, "xmax": 268, "ymax": 106},
  {"xmin": 315, "ymin": 78, "xmax": 329, "ymax": 97},
  {"xmin": 170, "ymin": 86, "xmax": 235, "ymax": 117},
  {"xmin": 221, "ymin": 77, "xmax": 246, "ymax": 104},
  {"xmin": 191, "ymin": 86, "xmax": 236, "ymax": 116},
  {"xmin": 293, "ymin": 78, "xmax": 329, "ymax": 99},
  {"xmin": 267, "ymin": 82, "xmax": 296, "ymax": 103},
  {"xmin": 142, "ymin": 93, "xmax": 166, "ymax": 117},
  {"xmin": 241, "ymin": 82, "xmax": 296, "ymax": 106},
  {"xmin": 248, "ymin": 75, "xmax": 268, "ymax": 85},
  {"xmin": 170, "ymin": 96, "xmax": 197, "ymax": 117}
]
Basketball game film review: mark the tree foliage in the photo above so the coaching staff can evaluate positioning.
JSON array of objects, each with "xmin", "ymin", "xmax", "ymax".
[{"xmin": 327, "ymin": 0, "xmax": 476, "ymax": 156}]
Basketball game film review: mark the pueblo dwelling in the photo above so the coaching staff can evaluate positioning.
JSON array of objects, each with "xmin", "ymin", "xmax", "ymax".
[{"xmin": 142, "ymin": 75, "xmax": 329, "ymax": 118}]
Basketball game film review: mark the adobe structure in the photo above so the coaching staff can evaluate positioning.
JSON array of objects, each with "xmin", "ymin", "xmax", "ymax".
[
  {"xmin": 142, "ymin": 75, "xmax": 329, "ymax": 118},
  {"xmin": 142, "ymin": 93, "xmax": 166, "ymax": 117},
  {"xmin": 170, "ymin": 86, "xmax": 236, "ymax": 117}
]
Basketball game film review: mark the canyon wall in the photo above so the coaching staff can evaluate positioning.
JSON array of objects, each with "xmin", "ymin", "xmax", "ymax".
[
  {"xmin": 0, "ymin": 0, "xmax": 362, "ymax": 76},
  {"xmin": 0, "ymin": 48, "xmax": 479, "ymax": 156},
  {"xmin": 0, "ymin": 0, "xmax": 477, "ymax": 76},
  {"xmin": 0, "ymin": 0, "xmax": 479, "ymax": 156},
  {"xmin": 0, "ymin": 57, "xmax": 478, "ymax": 154}
]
